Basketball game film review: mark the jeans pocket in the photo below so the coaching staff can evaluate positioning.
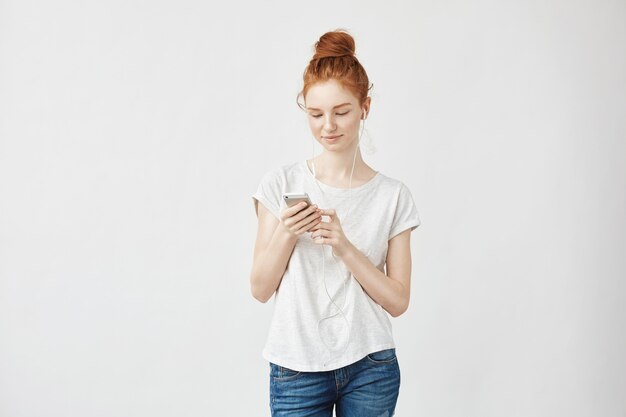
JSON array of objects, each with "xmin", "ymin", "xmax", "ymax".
[
  {"xmin": 270, "ymin": 362, "xmax": 302, "ymax": 381},
  {"xmin": 366, "ymin": 348, "xmax": 397, "ymax": 364}
]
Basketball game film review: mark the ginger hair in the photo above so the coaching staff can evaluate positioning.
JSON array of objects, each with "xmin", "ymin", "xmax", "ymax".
[{"xmin": 297, "ymin": 29, "xmax": 373, "ymax": 111}]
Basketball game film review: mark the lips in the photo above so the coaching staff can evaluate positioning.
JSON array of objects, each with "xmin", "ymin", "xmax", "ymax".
[{"xmin": 323, "ymin": 135, "xmax": 341, "ymax": 139}]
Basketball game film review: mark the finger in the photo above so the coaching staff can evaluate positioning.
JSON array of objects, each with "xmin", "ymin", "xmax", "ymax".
[
  {"xmin": 310, "ymin": 220, "xmax": 330, "ymax": 232},
  {"xmin": 313, "ymin": 228, "xmax": 331, "ymax": 240},
  {"xmin": 301, "ymin": 215, "xmax": 322, "ymax": 233},
  {"xmin": 283, "ymin": 203, "xmax": 304, "ymax": 220},
  {"xmin": 314, "ymin": 234, "xmax": 334, "ymax": 245},
  {"xmin": 288, "ymin": 202, "xmax": 316, "ymax": 216},
  {"xmin": 319, "ymin": 208, "xmax": 337, "ymax": 222},
  {"xmin": 283, "ymin": 209, "xmax": 321, "ymax": 233},
  {"xmin": 291, "ymin": 203, "xmax": 318, "ymax": 222},
  {"xmin": 288, "ymin": 201, "xmax": 307, "ymax": 213},
  {"xmin": 294, "ymin": 211, "xmax": 321, "ymax": 232}
]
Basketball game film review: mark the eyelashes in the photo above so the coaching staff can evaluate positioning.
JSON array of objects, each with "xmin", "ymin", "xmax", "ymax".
[{"xmin": 311, "ymin": 111, "xmax": 349, "ymax": 118}]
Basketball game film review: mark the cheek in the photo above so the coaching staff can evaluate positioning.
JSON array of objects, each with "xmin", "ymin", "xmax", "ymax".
[
  {"xmin": 309, "ymin": 120, "xmax": 323, "ymax": 131},
  {"xmin": 343, "ymin": 116, "xmax": 360, "ymax": 129}
]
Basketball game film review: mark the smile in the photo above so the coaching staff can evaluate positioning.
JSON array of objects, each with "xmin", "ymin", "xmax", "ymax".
[{"xmin": 323, "ymin": 135, "xmax": 342, "ymax": 142}]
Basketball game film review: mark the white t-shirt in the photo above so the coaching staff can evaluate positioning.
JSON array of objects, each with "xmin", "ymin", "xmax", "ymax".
[{"xmin": 251, "ymin": 160, "xmax": 421, "ymax": 371}]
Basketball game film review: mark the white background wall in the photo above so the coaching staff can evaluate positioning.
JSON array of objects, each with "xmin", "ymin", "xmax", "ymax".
[{"xmin": 1, "ymin": 0, "xmax": 624, "ymax": 416}]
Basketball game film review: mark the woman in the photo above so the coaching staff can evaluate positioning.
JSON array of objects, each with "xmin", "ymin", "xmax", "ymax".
[{"xmin": 250, "ymin": 29, "xmax": 421, "ymax": 417}]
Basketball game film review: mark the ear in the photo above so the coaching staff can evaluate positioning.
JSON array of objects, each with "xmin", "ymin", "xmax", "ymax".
[{"xmin": 361, "ymin": 97, "xmax": 371, "ymax": 120}]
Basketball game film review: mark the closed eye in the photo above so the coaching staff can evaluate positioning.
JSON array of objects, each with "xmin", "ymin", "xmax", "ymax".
[{"xmin": 312, "ymin": 111, "xmax": 349, "ymax": 118}]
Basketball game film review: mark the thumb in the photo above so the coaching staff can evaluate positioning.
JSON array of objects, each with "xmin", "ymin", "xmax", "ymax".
[{"xmin": 321, "ymin": 208, "xmax": 336, "ymax": 218}]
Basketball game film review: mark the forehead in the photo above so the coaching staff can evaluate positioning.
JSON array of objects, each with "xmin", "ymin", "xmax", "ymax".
[{"xmin": 305, "ymin": 79, "xmax": 357, "ymax": 110}]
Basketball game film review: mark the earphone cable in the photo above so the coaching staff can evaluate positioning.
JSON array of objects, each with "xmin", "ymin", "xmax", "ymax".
[{"xmin": 310, "ymin": 115, "xmax": 366, "ymax": 366}]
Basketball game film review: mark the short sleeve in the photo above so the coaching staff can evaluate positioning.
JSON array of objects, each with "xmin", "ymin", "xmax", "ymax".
[
  {"xmin": 251, "ymin": 169, "xmax": 282, "ymax": 220},
  {"xmin": 388, "ymin": 183, "xmax": 421, "ymax": 240}
]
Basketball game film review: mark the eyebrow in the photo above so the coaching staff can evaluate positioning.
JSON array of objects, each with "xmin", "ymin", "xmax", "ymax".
[{"xmin": 306, "ymin": 102, "xmax": 352, "ymax": 111}]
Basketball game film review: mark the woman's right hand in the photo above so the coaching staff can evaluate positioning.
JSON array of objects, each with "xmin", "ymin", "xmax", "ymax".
[{"xmin": 279, "ymin": 202, "xmax": 322, "ymax": 237}]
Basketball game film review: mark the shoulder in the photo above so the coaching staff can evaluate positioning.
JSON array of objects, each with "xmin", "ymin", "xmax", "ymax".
[
  {"xmin": 255, "ymin": 162, "xmax": 304, "ymax": 194},
  {"xmin": 361, "ymin": 171, "xmax": 421, "ymax": 240},
  {"xmin": 375, "ymin": 172, "xmax": 411, "ymax": 196}
]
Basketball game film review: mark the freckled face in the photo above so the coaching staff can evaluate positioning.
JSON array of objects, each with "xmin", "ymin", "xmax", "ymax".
[{"xmin": 305, "ymin": 79, "xmax": 365, "ymax": 150}]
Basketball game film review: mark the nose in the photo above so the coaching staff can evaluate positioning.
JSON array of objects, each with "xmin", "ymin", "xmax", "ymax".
[{"xmin": 323, "ymin": 115, "xmax": 336, "ymax": 133}]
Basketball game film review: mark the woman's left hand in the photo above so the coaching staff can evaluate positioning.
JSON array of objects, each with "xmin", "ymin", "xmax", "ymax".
[{"xmin": 310, "ymin": 208, "xmax": 353, "ymax": 258}]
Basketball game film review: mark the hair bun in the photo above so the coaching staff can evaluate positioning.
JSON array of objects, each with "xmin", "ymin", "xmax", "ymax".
[
  {"xmin": 298, "ymin": 28, "xmax": 372, "ymax": 113},
  {"xmin": 312, "ymin": 29, "xmax": 356, "ymax": 60}
]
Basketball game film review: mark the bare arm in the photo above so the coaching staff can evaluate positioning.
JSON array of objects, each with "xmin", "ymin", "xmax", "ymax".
[
  {"xmin": 339, "ymin": 229, "xmax": 413, "ymax": 317},
  {"xmin": 249, "ymin": 201, "xmax": 321, "ymax": 303}
]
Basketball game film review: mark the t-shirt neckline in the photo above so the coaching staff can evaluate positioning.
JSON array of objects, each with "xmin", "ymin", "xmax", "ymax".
[{"xmin": 301, "ymin": 160, "xmax": 382, "ymax": 196}]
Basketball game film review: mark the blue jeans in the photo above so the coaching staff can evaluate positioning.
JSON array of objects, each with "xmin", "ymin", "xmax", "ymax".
[{"xmin": 269, "ymin": 348, "xmax": 400, "ymax": 417}]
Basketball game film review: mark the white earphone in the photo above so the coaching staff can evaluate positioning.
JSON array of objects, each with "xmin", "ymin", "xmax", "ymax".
[{"xmin": 310, "ymin": 109, "xmax": 367, "ymax": 367}]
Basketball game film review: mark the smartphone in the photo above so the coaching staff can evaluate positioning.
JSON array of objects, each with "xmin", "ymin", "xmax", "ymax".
[{"xmin": 282, "ymin": 192, "xmax": 313, "ymax": 209}]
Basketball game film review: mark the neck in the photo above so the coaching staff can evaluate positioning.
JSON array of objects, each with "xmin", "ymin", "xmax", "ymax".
[{"xmin": 313, "ymin": 145, "xmax": 366, "ymax": 182}]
